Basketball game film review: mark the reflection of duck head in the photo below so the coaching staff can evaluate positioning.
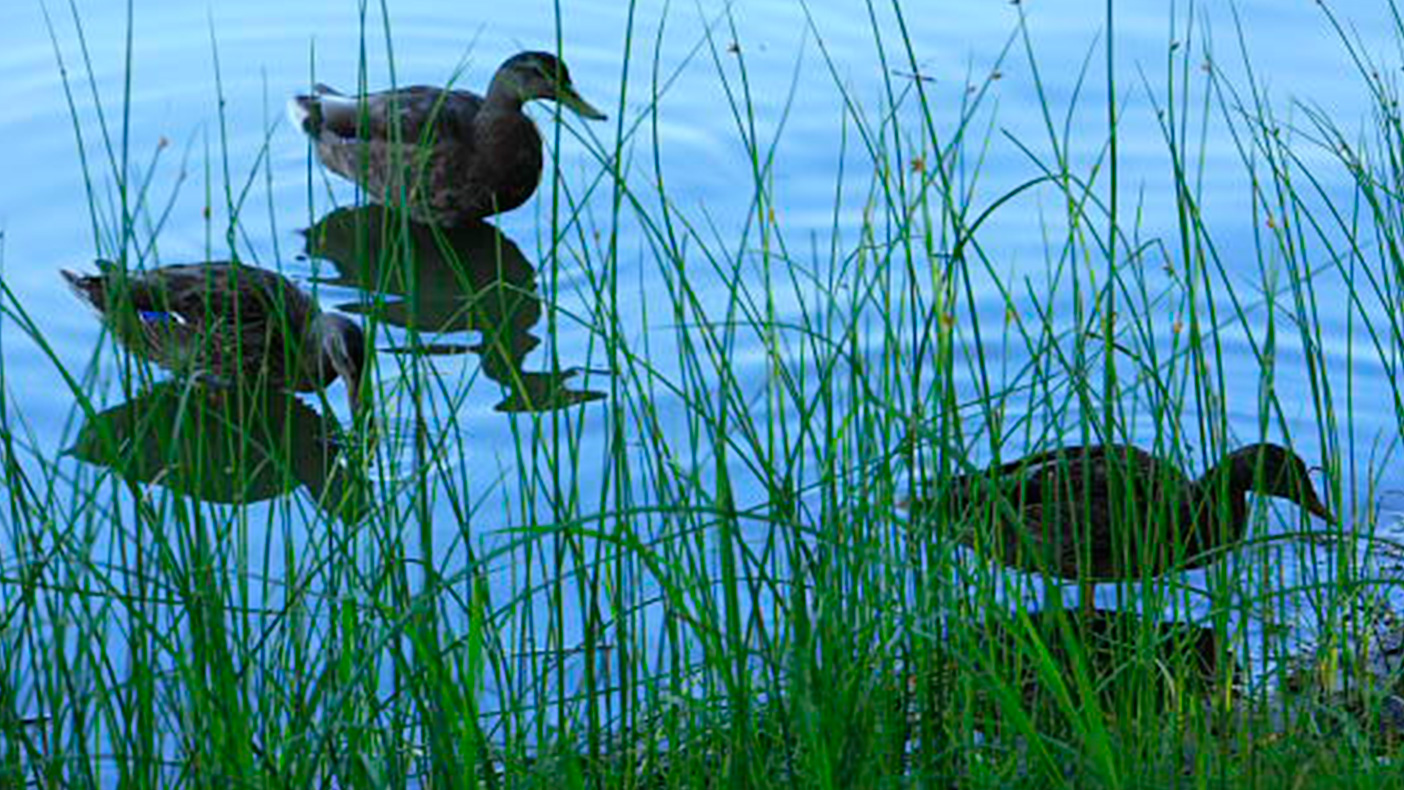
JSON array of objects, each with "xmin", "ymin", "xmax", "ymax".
[
  {"xmin": 302, "ymin": 205, "xmax": 603, "ymax": 412},
  {"xmin": 66, "ymin": 382, "xmax": 369, "ymax": 522}
]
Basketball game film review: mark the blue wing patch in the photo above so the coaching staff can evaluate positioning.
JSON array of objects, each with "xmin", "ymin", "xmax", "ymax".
[{"xmin": 139, "ymin": 310, "xmax": 188, "ymax": 327}]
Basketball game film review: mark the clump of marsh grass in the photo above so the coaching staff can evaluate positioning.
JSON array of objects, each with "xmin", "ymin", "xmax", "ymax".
[{"xmin": 5, "ymin": 0, "xmax": 1404, "ymax": 787}]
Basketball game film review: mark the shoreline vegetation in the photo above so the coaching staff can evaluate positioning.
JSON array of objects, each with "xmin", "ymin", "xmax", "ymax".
[{"xmin": 5, "ymin": 0, "xmax": 1404, "ymax": 786}]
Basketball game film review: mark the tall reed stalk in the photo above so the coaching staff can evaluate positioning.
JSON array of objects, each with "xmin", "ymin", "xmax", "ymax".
[{"xmin": 2, "ymin": 0, "xmax": 1403, "ymax": 786}]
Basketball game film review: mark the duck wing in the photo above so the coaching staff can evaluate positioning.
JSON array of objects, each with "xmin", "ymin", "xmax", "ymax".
[
  {"xmin": 71, "ymin": 263, "xmax": 317, "ymax": 383},
  {"xmin": 951, "ymin": 445, "xmax": 1120, "ymax": 508},
  {"xmin": 966, "ymin": 444, "xmax": 1206, "ymax": 577},
  {"xmin": 135, "ymin": 263, "xmax": 313, "ymax": 331},
  {"xmin": 294, "ymin": 85, "xmax": 482, "ymax": 146}
]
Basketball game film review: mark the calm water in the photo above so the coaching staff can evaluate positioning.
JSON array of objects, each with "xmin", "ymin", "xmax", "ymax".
[{"xmin": 2, "ymin": 0, "xmax": 1402, "ymax": 702}]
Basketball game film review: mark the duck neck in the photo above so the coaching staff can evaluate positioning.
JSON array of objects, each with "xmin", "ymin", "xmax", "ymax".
[
  {"xmin": 304, "ymin": 314, "xmax": 348, "ymax": 388},
  {"xmin": 485, "ymin": 73, "xmax": 527, "ymax": 113},
  {"xmin": 1189, "ymin": 454, "xmax": 1254, "ymax": 549}
]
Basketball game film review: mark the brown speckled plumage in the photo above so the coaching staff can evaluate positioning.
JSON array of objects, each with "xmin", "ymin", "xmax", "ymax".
[
  {"xmin": 291, "ymin": 51, "xmax": 605, "ymax": 226},
  {"xmin": 62, "ymin": 261, "xmax": 368, "ymax": 416}
]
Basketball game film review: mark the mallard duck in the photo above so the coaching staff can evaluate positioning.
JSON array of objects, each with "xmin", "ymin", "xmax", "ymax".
[
  {"xmin": 303, "ymin": 205, "xmax": 605, "ymax": 412},
  {"xmin": 289, "ymin": 51, "xmax": 606, "ymax": 226},
  {"xmin": 914, "ymin": 443, "xmax": 1333, "ymax": 606},
  {"xmin": 62, "ymin": 261, "xmax": 369, "ymax": 418}
]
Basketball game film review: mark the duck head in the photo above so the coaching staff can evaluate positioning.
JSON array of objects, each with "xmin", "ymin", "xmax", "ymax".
[
  {"xmin": 1224, "ymin": 443, "xmax": 1334, "ymax": 523},
  {"xmin": 308, "ymin": 312, "xmax": 369, "ymax": 419},
  {"xmin": 489, "ymin": 51, "xmax": 607, "ymax": 120}
]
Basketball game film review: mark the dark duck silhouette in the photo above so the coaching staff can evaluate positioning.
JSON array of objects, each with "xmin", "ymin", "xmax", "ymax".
[
  {"xmin": 289, "ymin": 51, "xmax": 606, "ymax": 226},
  {"xmin": 68, "ymin": 383, "xmax": 369, "ymax": 522},
  {"xmin": 303, "ymin": 205, "xmax": 604, "ymax": 412},
  {"xmin": 912, "ymin": 442, "xmax": 1333, "ymax": 609},
  {"xmin": 62, "ymin": 261, "xmax": 370, "ymax": 419},
  {"xmin": 928, "ymin": 607, "xmax": 1230, "ymax": 724}
]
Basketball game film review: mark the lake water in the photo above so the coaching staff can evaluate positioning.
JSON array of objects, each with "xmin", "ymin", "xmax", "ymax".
[{"xmin": 3, "ymin": 0, "xmax": 1403, "ymax": 744}]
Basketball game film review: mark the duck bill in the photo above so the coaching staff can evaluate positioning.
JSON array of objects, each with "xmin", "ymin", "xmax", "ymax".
[
  {"xmin": 337, "ymin": 368, "xmax": 379, "ymax": 450},
  {"xmin": 1306, "ymin": 496, "xmax": 1335, "ymax": 525},
  {"xmin": 559, "ymin": 86, "xmax": 606, "ymax": 121},
  {"xmin": 330, "ymin": 357, "xmax": 363, "ymax": 421},
  {"xmin": 344, "ymin": 381, "xmax": 360, "ymax": 423}
]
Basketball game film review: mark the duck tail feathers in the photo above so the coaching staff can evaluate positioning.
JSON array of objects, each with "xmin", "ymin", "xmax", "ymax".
[
  {"xmin": 287, "ymin": 94, "xmax": 321, "ymax": 137},
  {"xmin": 289, "ymin": 84, "xmax": 350, "ymax": 138}
]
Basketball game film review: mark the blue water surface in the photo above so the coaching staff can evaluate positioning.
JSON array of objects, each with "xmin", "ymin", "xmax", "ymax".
[{"xmin": 1, "ymin": 0, "xmax": 1402, "ymax": 734}]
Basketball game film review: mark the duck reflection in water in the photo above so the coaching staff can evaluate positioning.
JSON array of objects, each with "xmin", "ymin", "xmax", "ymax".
[
  {"xmin": 67, "ymin": 382, "xmax": 370, "ymax": 523},
  {"xmin": 302, "ymin": 205, "xmax": 605, "ymax": 412}
]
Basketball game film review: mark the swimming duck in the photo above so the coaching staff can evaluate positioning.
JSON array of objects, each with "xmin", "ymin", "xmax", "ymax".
[
  {"xmin": 289, "ymin": 51, "xmax": 606, "ymax": 226},
  {"xmin": 912, "ymin": 443, "xmax": 1333, "ymax": 605},
  {"xmin": 62, "ymin": 261, "xmax": 369, "ymax": 418}
]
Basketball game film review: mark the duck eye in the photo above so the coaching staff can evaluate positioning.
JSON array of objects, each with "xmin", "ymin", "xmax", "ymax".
[{"xmin": 535, "ymin": 61, "xmax": 561, "ymax": 81}]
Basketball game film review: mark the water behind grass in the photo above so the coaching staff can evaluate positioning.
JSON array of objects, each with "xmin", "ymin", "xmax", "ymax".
[{"xmin": 4, "ymin": 0, "xmax": 1404, "ymax": 782}]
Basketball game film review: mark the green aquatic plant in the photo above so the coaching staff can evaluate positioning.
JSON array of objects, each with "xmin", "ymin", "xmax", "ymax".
[{"xmin": 4, "ymin": 0, "xmax": 1404, "ymax": 787}]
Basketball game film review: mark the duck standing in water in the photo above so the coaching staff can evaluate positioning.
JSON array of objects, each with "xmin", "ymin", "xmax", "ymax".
[
  {"xmin": 62, "ymin": 261, "xmax": 370, "ymax": 420},
  {"xmin": 289, "ymin": 51, "xmax": 606, "ymax": 226},
  {"xmin": 912, "ymin": 443, "xmax": 1334, "ymax": 610}
]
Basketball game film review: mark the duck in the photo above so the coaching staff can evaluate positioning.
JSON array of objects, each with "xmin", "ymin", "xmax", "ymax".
[
  {"xmin": 289, "ymin": 51, "xmax": 606, "ymax": 226},
  {"xmin": 62, "ymin": 261, "xmax": 370, "ymax": 419},
  {"xmin": 910, "ymin": 442, "xmax": 1333, "ymax": 608}
]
